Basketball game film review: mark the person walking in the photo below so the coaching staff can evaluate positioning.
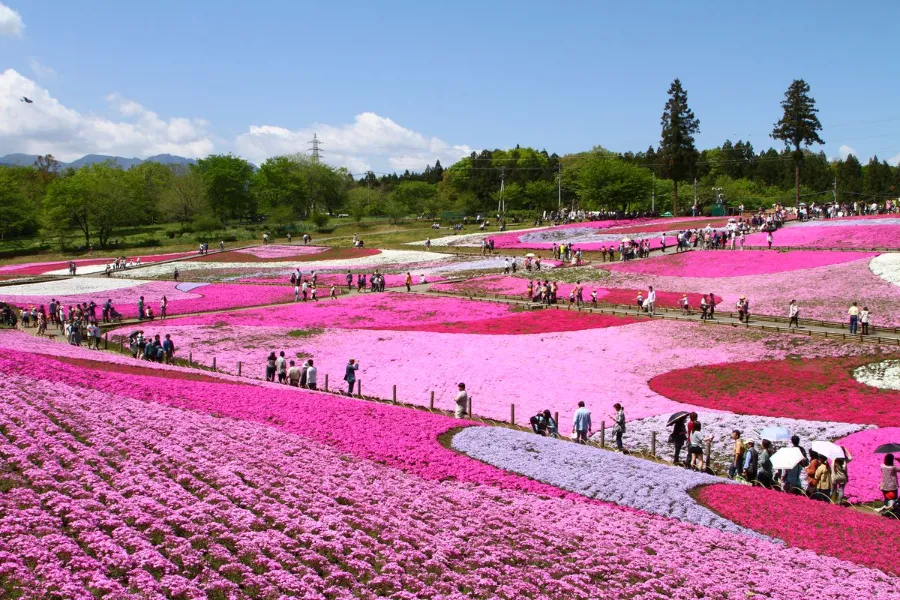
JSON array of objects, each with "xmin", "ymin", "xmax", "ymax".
[
  {"xmin": 288, "ymin": 360, "xmax": 301, "ymax": 386},
  {"xmin": 611, "ymin": 403, "xmax": 626, "ymax": 451},
  {"xmin": 832, "ymin": 449, "xmax": 852, "ymax": 504},
  {"xmin": 742, "ymin": 440, "xmax": 759, "ymax": 482},
  {"xmin": 728, "ymin": 430, "xmax": 745, "ymax": 479},
  {"xmin": 848, "ymin": 302, "xmax": 860, "ymax": 334},
  {"xmin": 265, "ymin": 352, "xmax": 277, "ymax": 382},
  {"xmin": 645, "ymin": 286, "xmax": 656, "ymax": 315},
  {"xmin": 305, "ymin": 360, "xmax": 318, "ymax": 390},
  {"xmin": 814, "ymin": 457, "xmax": 832, "ymax": 502},
  {"xmin": 572, "ymin": 401, "xmax": 592, "ymax": 444},
  {"xmin": 860, "ymin": 306, "xmax": 870, "ymax": 335},
  {"xmin": 343, "ymin": 359, "xmax": 359, "ymax": 395},
  {"xmin": 163, "ymin": 334, "xmax": 175, "ymax": 364},
  {"xmin": 758, "ymin": 439, "xmax": 774, "ymax": 487},
  {"xmin": 766, "ymin": 231, "xmax": 773, "ymax": 249},
  {"xmin": 405, "ymin": 272, "xmax": 412, "ymax": 292},
  {"xmin": 670, "ymin": 414, "xmax": 687, "ymax": 465},
  {"xmin": 346, "ymin": 271, "xmax": 353, "ymax": 292},
  {"xmin": 789, "ymin": 300, "xmax": 799, "ymax": 328},
  {"xmin": 688, "ymin": 422, "xmax": 706, "ymax": 471},
  {"xmin": 137, "ymin": 296, "xmax": 145, "ymax": 320},
  {"xmin": 454, "ymin": 383, "xmax": 469, "ymax": 419},
  {"xmin": 879, "ymin": 454, "xmax": 898, "ymax": 511},
  {"xmin": 276, "ymin": 351, "xmax": 287, "ymax": 384}
]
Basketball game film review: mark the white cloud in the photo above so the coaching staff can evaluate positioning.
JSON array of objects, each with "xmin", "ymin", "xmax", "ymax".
[
  {"xmin": 0, "ymin": 69, "xmax": 214, "ymax": 161},
  {"xmin": 29, "ymin": 58, "xmax": 56, "ymax": 80},
  {"xmin": 888, "ymin": 153, "xmax": 900, "ymax": 167},
  {"xmin": 235, "ymin": 112, "xmax": 473, "ymax": 173},
  {"xmin": 838, "ymin": 144, "xmax": 857, "ymax": 160},
  {"xmin": 0, "ymin": 2, "xmax": 23, "ymax": 38}
]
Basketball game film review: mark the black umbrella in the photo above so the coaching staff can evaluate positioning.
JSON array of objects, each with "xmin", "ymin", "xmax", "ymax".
[
  {"xmin": 667, "ymin": 411, "xmax": 690, "ymax": 426},
  {"xmin": 874, "ymin": 443, "xmax": 900, "ymax": 454}
]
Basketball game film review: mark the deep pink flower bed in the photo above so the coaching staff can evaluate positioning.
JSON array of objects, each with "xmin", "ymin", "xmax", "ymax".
[
  {"xmin": 233, "ymin": 244, "xmax": 328, "ymax": 258},
  {"xmin": 696, "ymin": 484, "xmax": 900, "ymax": 576},
  {"xmin": 389, "ymin": 309, "xmax": 641, "ymax": 334},
  {"xmin": 433, "ymin": 275, "xmax": 716, "ymax": 308},
  {"xmin": 160, "ymin": 292, "xmax": 515, "ymax": 329},
  {"xmin": 237, "ymin": 272, "xmax": 448, "ymax": 287},
  {"xmin": 4, "ymin": 282, "xmax": 294, "ymax": 318},
  {"xmin": 605, "ymin": 250, "xmax": 878, "ymax": 278},
  {"xmin": 744, "ymin": 225, "xmax": 900, "ymax": 249},
  {"xmin": 649, "ymin": 356, "xmax": 900, "ymax": 427},
  {"xmin": 835, "ymin": 428, "xmax": 900, "ymax": 503},
  {"xmin": 0, "ymin": 251, "xmax": 195, "ymax": 276}
]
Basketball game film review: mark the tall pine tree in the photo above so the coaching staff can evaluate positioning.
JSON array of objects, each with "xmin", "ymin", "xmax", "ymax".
[
  {"xmin": 659, "ymin": 79, "xmax": 700, "ymax": 216},
  {"xmin": 771, "ymin": 79, "xmax": 824, "ymax": 205}
]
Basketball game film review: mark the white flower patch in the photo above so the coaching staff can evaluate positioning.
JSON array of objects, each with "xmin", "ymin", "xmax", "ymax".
[
  {"xmin": 853, "ymin": 359, "xmax": 900, "ymax": 391},
  {"xmin": 868, "ymin": 253, "xmax": 900, "ymax": 288},
  {"xmin": 0, "ymin": 277, "xmax": 147, "ymax": 297},
  {"xmin": 453, "ymin": 426, "xmax": 767, "ymax": 539},
  {"xmin": 614, "ymin": 412, "xmax": 871, "ymax": 468},
  {"xmin": 117, "ymin": 249, "xmax": 455, "ymax": 278},
  {"xmin": 407, "ymin": 225, "xmax": 550, "ymax": 247}
]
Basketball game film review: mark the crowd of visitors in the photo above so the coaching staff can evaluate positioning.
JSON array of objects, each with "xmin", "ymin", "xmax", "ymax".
[{"xmin": 127, "ymin": 330, "xmax": 176, "ymax": 363}]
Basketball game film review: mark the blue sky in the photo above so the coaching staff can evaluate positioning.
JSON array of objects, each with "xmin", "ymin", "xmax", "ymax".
[{"xmin": 1, "ymin": 0, "xmax": 899, "ymax": 172}]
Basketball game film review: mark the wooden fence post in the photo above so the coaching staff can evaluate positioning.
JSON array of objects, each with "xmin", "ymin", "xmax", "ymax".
[
  {"xmin": 554, "ymin": 412, "xmax": 559, "ymax": 430},
  {"xmin": 704, "ymin": 439, "xmax": 713, "ymax": 470},
  {"xmin": 429, "ymin": 390, "xmax": 435, "ymax": 410},
  {"xmin": 188, "ymin": 351, "xmax": 192, "ymax": 366},
  {"xmin": 211, "ymin": 357, "xmax": 216, "ymax": 371},
  {"xmin": 237, "ymin": 361, "xmax": 242, "ymax": 377},
  {"xmin": 324, "ymin": 374, "xmax": 329, "ymax": 392},
  {"xmin": 651, "ymin": 431, "xmax": 657, "ymax": 457},
  {"xmin": 120, "ymin": 337, "xmax": 124, "ymax": 352},
  {"xmin": 600, "ymin": 421, "xmax": 606, "ymax": 448},
  {"xmin": 467, "ymin": 396, "xmax": 472, "ymax": 417},
  {"xmin": 357, "ymin": 380, "xmax": 362, "ymax": 398},
  {"xmin": 510, "ymin": 403, "xmax": 515, "ymax": 425},
  {"xmin": 104, "ymin": 333, "xmax": 108, "ymax": 349},
  {"xmin": 392, "ymin": 385, "xmax": 397, "ymax": 403}
]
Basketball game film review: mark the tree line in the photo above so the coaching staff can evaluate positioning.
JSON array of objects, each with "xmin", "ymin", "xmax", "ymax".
[{"xmin": 2, "ymin": 79, "xmax": 899, "ymax": 249}]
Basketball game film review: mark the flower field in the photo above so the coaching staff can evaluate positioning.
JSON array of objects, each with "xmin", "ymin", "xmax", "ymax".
[
  {"xmin": 0, "ymin": 280, "xmax": 293, "ymax": 318},
  {"xmin": 1, "ymin": 340, "xmax": 898, "ymax": 598},
  {"xmin": 0, "ymin": 251, "xmax": 196, "ymax": 276},
  {"xmin": 743, "ymin": 217, "xmax": 900, "ymax": 249},
  {"xmin": 3, "ymin": 230, "xmax": 900, "ymax": 597}
]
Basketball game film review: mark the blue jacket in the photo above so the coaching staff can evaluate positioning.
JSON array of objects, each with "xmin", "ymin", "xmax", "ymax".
[
  {"xmin": 573, "ymin": 407, "xmax": 592, "ymax": 432},
  {"xmin": 344, "ymin": 362, "xmax": 359, "ymax": 382}
]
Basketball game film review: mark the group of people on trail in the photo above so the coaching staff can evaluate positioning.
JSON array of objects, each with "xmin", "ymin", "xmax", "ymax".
[
  {"xmin": 567, "ymin": 401, "xmax": 627, "ymax": 451},
  {"xmin": 847, "ymin": 302, "xmax": 872, "ymax": 335},
  {"xmin": 290, "ymin": 271, "xmax": 336, "ymax": 302},
  {"xmin": 265, "ymin": 351, "xmax": 319, "ymax": 389},
  {"xmin": 128, "ymin": 330, "xmax": 176, "ymax": 363},
  {"xmin": 480, "ymin": 238, "xmax": 496, "ymax": 255},
  {"xmin": 136, "ymin": 295, "xmax": 168, "ymax": 321}
]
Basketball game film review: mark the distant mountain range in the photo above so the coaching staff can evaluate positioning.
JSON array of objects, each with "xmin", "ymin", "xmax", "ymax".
[{"xmin": 0, "ymin": 153, "xmax": 196, "ymax": 170}]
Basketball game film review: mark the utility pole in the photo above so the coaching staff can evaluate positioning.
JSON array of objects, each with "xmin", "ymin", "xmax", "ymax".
[
  {"xmin": 308, "ymin": 133, "xmax": 323, "ymax": 162},
  {"xmin": 693, "ymin": 178, "xmax": 698, "ymax": 210},
  {"xmin": 499, "ymin": 166, "xmax": 506, "ymax": 215},
  {"xmin": 651, "ymin": 172, "xmax": 656, "ymax": 213},
  {"xmin": 557, "ymin": 162, "xmax": 562, "ymax": 211},
  {"xmin": 833, "ymin": 176, "xmax": 838, "ymax": 205}
]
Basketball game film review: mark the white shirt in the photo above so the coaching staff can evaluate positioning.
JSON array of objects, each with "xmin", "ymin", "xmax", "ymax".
[
  {"xmin": 646, "ymin": 290, "xmax": 656, "ymax": 303},
  {"xmin": 789, "ymin": 304, "xmax": 799, "ymax": 317},
  {"xmin": 306, "ymin": 366, "xmax": 317, "ymax": 385}
]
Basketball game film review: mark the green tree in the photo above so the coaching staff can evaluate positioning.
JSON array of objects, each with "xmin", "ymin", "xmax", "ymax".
[
  {"xmin": 771, "ymin": 79, "xmax": 824, "ymax": 205},
  {"xmin": 196, "ymin": 154, "xmax": 256, "ymax": 222},
  {"xmin": 391, "ymin": 181, "xmax": 437, "ymax": 215},
  {"xmin": 159, "ymin": 166, "xmax": 208, "ymax": 227},
  {"xmin": 574, "ymin": 153, "xmax": 653, "ymax": 212},
  {"xmin": 523, "ymin": 180, "xmax": 557, "ymax": 212},
  {"xmin": 835, "ymin": 154, "xmax": 863, "ymax": 195},
  {"xmin": 346, "ymin": 187, "xmax": 370, "ymax": 225},
  {"xmin": 658, "ymin": 78, "xmax": 700, "ymax": 216},
  {"xmin": 0, "ymin": 168, "xmax": 35, "ymax": 240},
  {"xmin": 126, "ymin": 161, "xmax": 173, "ymax": 224},
  {"xmin": 254, "ymin": 155, "xmax": 309, "ymax": 217}
]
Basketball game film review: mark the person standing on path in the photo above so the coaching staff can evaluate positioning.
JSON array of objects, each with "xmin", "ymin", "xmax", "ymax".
[
  {"xmin": 708, "ymin": 293, "xmax": 716, "ymax": 319},
  {"xmin": 405, "ymin": 272, "xmax": 412, "ymax": 292},
  {"xmin": 670, "ymin": 415, "xmax": 687, "ymax": 465},
  {"xmin": 305, "ymin": 360, "xmax": 318, "ymax": 390},
  {"xmin": 789, "ymin": 300, "xmax": 799, "ymax": 328},
  {"xmin": 294, "ymin": 284, "xmax": 300, "ymax": 302},
  {"xmin": 288, "ymin": 360, "xmax": 301, "ymax": 386},
  {"xmin": 831, "ymin": 449, "xmax": 851, "ymax": 503},
  {"xmin": 137, "ymin": 296, "xmax": 145, "ymax": 321},
  {"xmin": 346, "ymin": 271, "xmax": 353, "ymax": 292},
  {"xmin": 344, "ymin": 359, "xmax": 359, "ymax": 395},
  {"xmin": 265, "ymin": 352, "xmax": 277, "ymax": 382},
  {"xmin": 276, "ymin": 351, "xmax": 287, "ymax": 384},
  {"xmin": 160, "ymin": 296, "xmax": 168, "ymax": 320},
  {"xmin": 848, "ymin": 302, "xmax": 860, "ymax": 334},
  {"xmin": 860, "ymin": 306, "xmax": 870, "ymax": 335},
  {"xmin": 572, "ymin": 401, "xmax": 592, "ymax": 444},
  {"xmin": 610, "ymin": 403, "xmax": 626, "ymax": 451},
  {"xmin": 163, "ymin": 334, "xmax": 175, "ymax": 364},
  {"xmin": 767, "ymin": 231, "xmax": 773, "ymax": 249},
  {"xmin": 645, "ymin": 286, "xmax": 656, "ymax": 315},
  {"xmin": 454, "ymin": 383, "xmax": 469, "ymax": 419}
]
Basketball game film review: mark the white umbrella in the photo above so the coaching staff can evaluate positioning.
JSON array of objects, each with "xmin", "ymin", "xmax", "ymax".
[
  {"xmin": 769, "ymin": 447, "xmax": 804, "ymax": 470},
  {"xmin": 621, "ymin": 237, "xmax": 632, "ymax": 243},
  {"xmin": 811, "ymin": 441, "xmax": 846, "ymax": 461},
  {"xmin": 757, "ymin": 426, "xmax": 791, "ymax": 442},
  {"xmin": 525, "ymin": 253, "xmax": 536, "ymax": 258}
]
